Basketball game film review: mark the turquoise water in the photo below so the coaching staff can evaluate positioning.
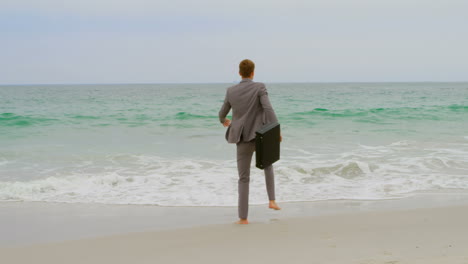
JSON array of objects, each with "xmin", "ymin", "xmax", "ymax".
[{"xmin": 1, "ymin": 83, "xmax": 467, "ymax": 205}]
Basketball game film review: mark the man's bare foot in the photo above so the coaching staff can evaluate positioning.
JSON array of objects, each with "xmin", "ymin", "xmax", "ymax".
[
  {"xmin": 269, "ymin": 200, "xmax": 281, "ymax": 210},
  {"xmin": 235, "ymin": 219, "xmax": 249, "ymax": 224}
]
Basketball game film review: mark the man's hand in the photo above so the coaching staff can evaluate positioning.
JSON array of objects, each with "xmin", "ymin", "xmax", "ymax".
[{"xmin": 223, "ymin": 118, "xmax": 231, "ymax": 127}]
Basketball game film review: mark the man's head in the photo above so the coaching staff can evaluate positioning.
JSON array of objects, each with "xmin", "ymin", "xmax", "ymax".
[{"xmin": 239, "ymin": 59, "xmax": 255, "ymax": 79}]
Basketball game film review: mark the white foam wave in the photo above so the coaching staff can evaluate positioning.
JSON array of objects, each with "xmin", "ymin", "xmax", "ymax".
[
  {"xmin": 0, "ymin": 159, "xmax": 9, "ymax": 167},
  {"xmin": 0, "ymin": 156, "xmax": 239, "ymax": 206},
  {"xmin": 1, "ymin": 142, "xmax": 468, "ymax": 206}
]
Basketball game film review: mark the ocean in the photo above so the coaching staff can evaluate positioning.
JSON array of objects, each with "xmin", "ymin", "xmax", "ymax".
[{"xmin": 1, "ymin": 82, "xmax": 467, "ymax": 206}]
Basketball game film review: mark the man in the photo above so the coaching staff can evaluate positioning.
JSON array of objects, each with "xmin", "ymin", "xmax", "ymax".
[{"xmin": 219, "ymin": 59, "xmax": 281, "ymax": 225}]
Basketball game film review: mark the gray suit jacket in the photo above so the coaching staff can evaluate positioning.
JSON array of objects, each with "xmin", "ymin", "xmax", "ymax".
[{"xmin": 219, "ymin": 78, "xmax": 278, "ymax": 144}]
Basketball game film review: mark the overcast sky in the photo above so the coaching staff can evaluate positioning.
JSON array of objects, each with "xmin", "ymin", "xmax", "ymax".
[{"xmin": 1, "ymin": 0, "xmax": 467, "ymax": 84}]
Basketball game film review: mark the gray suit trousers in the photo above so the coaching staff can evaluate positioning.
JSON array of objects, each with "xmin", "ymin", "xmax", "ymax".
[{"xmin": 236, "ymin": 140, "xmax": 276, "ymax": 219}]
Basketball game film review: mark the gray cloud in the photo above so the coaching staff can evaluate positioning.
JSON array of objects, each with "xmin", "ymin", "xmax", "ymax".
[{"xmin": 1, "ymin": 0, "xmax": 467, "ymax": 84}]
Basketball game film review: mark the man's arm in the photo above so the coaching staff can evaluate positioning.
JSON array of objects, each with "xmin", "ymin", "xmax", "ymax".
[
  {"xmin": 219, "ymin": 90, "xmax": 231, "ymax": 127},
  {"xmin": 259, "ymin": 85, "xmax": 278, "ymax": 124},
  {"xmin": 260, "ymin": 85, "xmax": 281, "ymax": 141}
]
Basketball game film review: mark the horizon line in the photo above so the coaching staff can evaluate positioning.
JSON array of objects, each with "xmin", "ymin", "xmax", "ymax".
[{"xmin": 1, "ymin": 80, "xmax": 468, "ymax": 86}]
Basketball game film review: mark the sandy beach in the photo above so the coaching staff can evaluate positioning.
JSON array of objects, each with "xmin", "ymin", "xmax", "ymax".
[{"xmin": 2, "ymin": 194, "xmax": 468, "ymax": 264}]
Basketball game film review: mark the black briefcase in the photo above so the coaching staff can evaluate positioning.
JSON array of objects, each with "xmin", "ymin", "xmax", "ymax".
[{"xmin": 255, "ymin": 122, "xmax": 280, "ymax": 169}]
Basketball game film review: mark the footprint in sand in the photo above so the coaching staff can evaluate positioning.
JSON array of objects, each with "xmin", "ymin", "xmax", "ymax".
[
  {"xmin": 358, "ymin": 259, "xmax": 399, "ymax": 264},
  {"xmin": 320, "ymin": 233, "xmax": 333, "ymax": 240}
]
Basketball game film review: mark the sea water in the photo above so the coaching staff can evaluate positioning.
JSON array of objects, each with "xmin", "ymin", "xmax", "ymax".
[{"xmin": 1, "ymin": 82, "xmax": 467, "ymax": 206}]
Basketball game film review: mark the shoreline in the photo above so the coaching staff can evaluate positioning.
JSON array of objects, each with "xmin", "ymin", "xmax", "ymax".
[
  {"xmin": 2, "ymin": 192, "xmax": 468, "ymax": 248},
  {"xmin": 2, "ymin": 196, "xmax": 468, "ymax": 263}
]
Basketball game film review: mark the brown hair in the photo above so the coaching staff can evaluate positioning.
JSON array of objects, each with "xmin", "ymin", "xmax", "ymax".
[{"xmin": 239, "ymin": 59, "xmax": 255, "ymax": 78}]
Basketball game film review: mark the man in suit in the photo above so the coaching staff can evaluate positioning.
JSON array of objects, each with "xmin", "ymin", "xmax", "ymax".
[{"xmin": 219, "ymin": 59, "xmax": 281, "ymax": 225}]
